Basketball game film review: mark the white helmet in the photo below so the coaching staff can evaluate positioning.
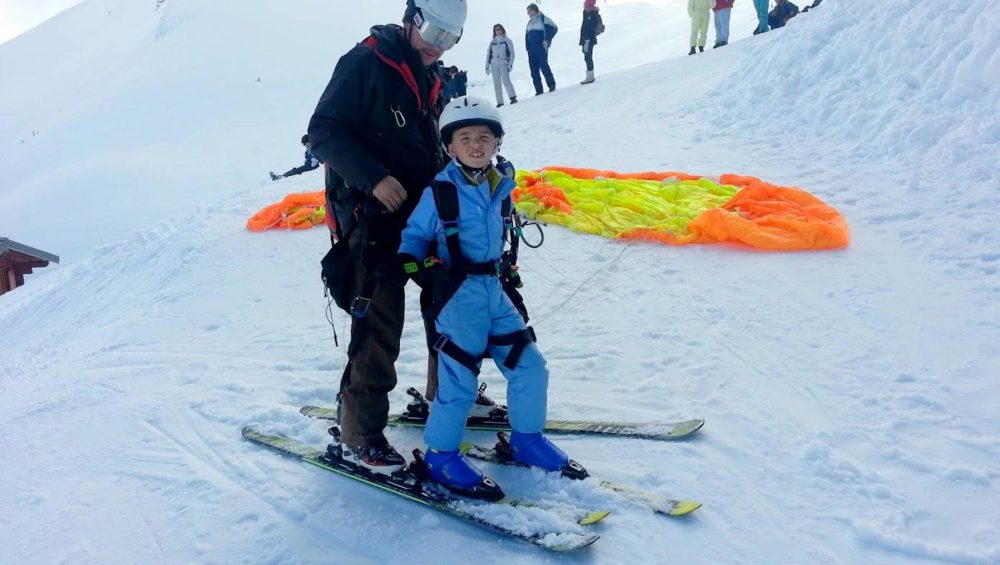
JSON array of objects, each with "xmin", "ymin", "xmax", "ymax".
[
  {"xmin": 439, "ymin": 96, "xmax": 504, "ymax": 144},
  {"xmin": 409, "ymin": 0, "xmax": 468, "ymax": 49}
]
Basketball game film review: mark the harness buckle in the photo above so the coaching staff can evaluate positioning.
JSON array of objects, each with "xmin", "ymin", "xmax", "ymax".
[
  {"xmin": 433, "ymin": 334, "xmax": 450, "ymax": 352},
  {"xmin": 350, "ymin": 295, "xmax": 372, "ymax": 318}
]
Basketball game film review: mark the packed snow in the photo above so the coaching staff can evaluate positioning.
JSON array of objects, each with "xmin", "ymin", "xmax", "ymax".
[{"xmin": 1, "ymin": 0, "xmax": 998, "ymax": 563}]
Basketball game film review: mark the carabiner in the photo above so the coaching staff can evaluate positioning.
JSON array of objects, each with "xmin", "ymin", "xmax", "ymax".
[{"xmin": 390, "ymin": 106, "xmax": 406, "ymax": 128}]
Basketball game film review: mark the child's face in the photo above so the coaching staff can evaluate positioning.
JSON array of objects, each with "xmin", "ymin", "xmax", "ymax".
[{"xmin": 447, "ymin": 125, "xmax": 498, "ymax": 169}]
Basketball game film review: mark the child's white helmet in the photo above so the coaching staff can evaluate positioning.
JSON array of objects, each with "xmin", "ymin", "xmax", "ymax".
[{"xmin": 439, "ymin": 96, "xmax": 504, "ymax": 144}]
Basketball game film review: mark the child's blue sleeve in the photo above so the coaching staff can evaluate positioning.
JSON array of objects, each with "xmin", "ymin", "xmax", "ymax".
[{"xmin": 399, "ymin": 187, "xmax": 439, "ymax": 260}]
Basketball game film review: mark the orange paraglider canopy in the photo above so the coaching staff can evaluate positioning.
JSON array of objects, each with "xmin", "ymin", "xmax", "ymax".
[
  {"xmin": 246, "ymin": 191, "xmax": 327, "ymax": 232},
  {"xmin": 514, "ymin": 168, "xmax": 849, "ymax": 251}
]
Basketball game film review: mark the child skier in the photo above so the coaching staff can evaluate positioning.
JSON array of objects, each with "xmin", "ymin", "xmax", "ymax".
[{"xmin": 395, "ymin": 96, "xmax": 571, "ymax": 498}]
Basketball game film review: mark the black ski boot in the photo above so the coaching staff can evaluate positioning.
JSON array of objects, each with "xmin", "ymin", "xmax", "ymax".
[
  {"xmin": 699, "ymin": 46, "xmax": 705, "ymax": 53},
  {"xmin": 326, "ymin": 427, "xmax": 406, "ymax": 475},
  {"xmin": 688, "ymin": 46, "xmax": 697, "ymax": 55},
  {"xmin": 510, "ymin": 96, "xmax": 518, "ymax": 104}
]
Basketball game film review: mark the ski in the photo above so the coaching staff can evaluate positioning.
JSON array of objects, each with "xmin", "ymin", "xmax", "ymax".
[
  {"xmin": 241, "ymin": 427, "xmax": 601, "ymax": 551},
  {"xmin": 300, "ymin": 404, "xmax": 704, "ymax": 441},
  {"xmin": 462, "ymin": 433, "xmax": 702, "ymax": 517},
  {"xmin": 317, "ymin": 426, "xmax": 610, "ymax": 527}
]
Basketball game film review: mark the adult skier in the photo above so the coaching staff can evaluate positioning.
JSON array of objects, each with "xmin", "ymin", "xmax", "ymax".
[{"xmin": 306, "ymin": 0, "xmax": 468, "ymax": 474}]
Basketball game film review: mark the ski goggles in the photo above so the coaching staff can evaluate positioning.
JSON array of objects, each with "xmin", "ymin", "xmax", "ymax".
[{"xmin": 413, "ymin": 10, "xmax": 462, "ymax": 50}]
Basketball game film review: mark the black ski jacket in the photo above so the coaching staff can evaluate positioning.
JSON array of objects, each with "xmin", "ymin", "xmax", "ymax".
[
  {"xmin": 580, "ymin": 10, "xmax": 602, "ymax": 46},
  {"xmin": 308, "ymin": 24, "xmax": 446, "ymax": 248}
]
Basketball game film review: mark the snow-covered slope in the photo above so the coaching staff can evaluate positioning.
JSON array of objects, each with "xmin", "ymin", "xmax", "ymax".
[{"xmin": 2, "ymin": 1, "xmax": 998, "ymax": 563}]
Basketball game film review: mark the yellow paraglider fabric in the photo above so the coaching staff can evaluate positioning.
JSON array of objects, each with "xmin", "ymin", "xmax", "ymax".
[
  {"xmin": 247, "ymin": 191, "xmax": 326, "ymax": 232},
  {"xmin": 513, "ymin": 167, "xmax": 849, "ymax": 250}
]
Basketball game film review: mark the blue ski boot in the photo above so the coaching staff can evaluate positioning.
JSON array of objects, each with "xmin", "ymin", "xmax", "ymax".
[
  {"xmin": 509, "ymin": 432, "xmax": 570, "ymax": 472},
  {"xmin": 420, "ymin": 449, "xmax": 505, "ymax": 501}
]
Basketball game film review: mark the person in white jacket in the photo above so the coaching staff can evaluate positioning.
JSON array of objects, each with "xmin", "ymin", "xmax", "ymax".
[
  {"xmin": 486, "ymin": 24, "xmax": 518, "ymax": 108},
  {"xmin": 688, "ymin": 0, "xmax": 716, "ymax": 54}
]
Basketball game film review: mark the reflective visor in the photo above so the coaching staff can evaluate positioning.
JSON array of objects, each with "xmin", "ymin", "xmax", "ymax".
[{"xmin": 413, "ymin": 11, "xmax": 462, "ymax": 50}]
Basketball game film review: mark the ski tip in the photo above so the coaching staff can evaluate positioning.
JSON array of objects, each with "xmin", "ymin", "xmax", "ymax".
[
  {"xmin": 579, "ymin": 509, "xmax": 612, "ymax": 526},
  {"xmin": 667, "ymin": 419, "xmax": 706, "ymax": 439},
  {"xmin": 669, "ymin": 501, "xmax": 703, "ymax": 516},
  {"xmin": 299, "ymin": 405, "xmax": 318, "ymax": 415},
  {"xmin": 545, "ymin": 532, "xmax": 601, "ymax": 551}
]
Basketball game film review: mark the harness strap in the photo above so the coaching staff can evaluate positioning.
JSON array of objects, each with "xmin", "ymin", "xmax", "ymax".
[
  {"xmin": 433, "ymin": 334, "xmax": 483, "ymax": 374},
  {"xmin": 488, "ymin": 326, "xmax": 537, "ymax": 369}
]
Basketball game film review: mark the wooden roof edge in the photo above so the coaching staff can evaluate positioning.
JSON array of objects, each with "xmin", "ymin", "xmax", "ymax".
[{"xmin": 0, "ymin": 238, "xmax": 60, "ymax": 264}]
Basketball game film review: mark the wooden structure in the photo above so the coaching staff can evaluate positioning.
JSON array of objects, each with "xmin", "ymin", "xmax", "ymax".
[{"xmin": 0, "ymin": 238, "xmax": 59, "ymax": 296}]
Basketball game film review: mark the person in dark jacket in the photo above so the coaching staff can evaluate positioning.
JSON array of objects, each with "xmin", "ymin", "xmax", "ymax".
[
  {"xmin": 525, "ymin": 3, "xmax": 558, "ymax": 95},
  {"xmin": 579, "ymin": 0, "xmax": 603, "ymax": 85},
  {"xmin": 445, "ymin": 66, "xmax": 468, "ymax": 98},
  {"xmin": 306, "ymin": 0, "xmax": 468, "ymax": 475},
  {"xmin": 437, "ymin": 62, "xmax": 467, "ymax": 104},
  {"xmin": 768, "ymin": 0, "xmax": 799, "ymax": 29},
  {"xmin": 269, "ymin": 134, "xmax": 321, "ymax": 181}
]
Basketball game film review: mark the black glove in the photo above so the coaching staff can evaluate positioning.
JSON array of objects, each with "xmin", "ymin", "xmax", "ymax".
[{"xmin": 496, "ymin": 155, "xmax": 516, "ymax": 179}]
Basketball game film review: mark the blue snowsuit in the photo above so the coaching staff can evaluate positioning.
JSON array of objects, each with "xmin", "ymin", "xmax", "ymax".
[{"xmin": 399, "ymin": 161, "xmax": 549, "ymax": 452}]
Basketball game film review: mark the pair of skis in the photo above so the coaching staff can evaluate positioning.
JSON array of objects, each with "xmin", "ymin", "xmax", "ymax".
[{"xmin": 243, "ymin": 403, "xmax": 703, "ymax": 552}]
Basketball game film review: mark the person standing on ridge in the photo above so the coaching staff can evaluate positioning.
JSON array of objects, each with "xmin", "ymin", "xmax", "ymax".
[
  {"xmin": 486, "ymin": 23, "xmax": 518, "ymax": 107},
  {"xmin": 752, "ymin": 0, "xmax": 769, "ymax": 34},
  {"xmin": 712, "ymin": 0, "xmax": 734, "ymax": 48},
  {"xmin": 579, "ymin": 0, "xmax": 603, "ymax": 85},
  {"xmin": 688, "ymin": 0, "xmax": 716, "ymax": 55},
  {"xmin": 306, "ymin": 0, "xmax": 469, "ymax": 475},
  {"xmin": 269, "ymin": 134, "xmax": 321, "ymax": 181},
  {"xmin": 525, "ymin": 3, "xmax": 558, "ymax": 96}
]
